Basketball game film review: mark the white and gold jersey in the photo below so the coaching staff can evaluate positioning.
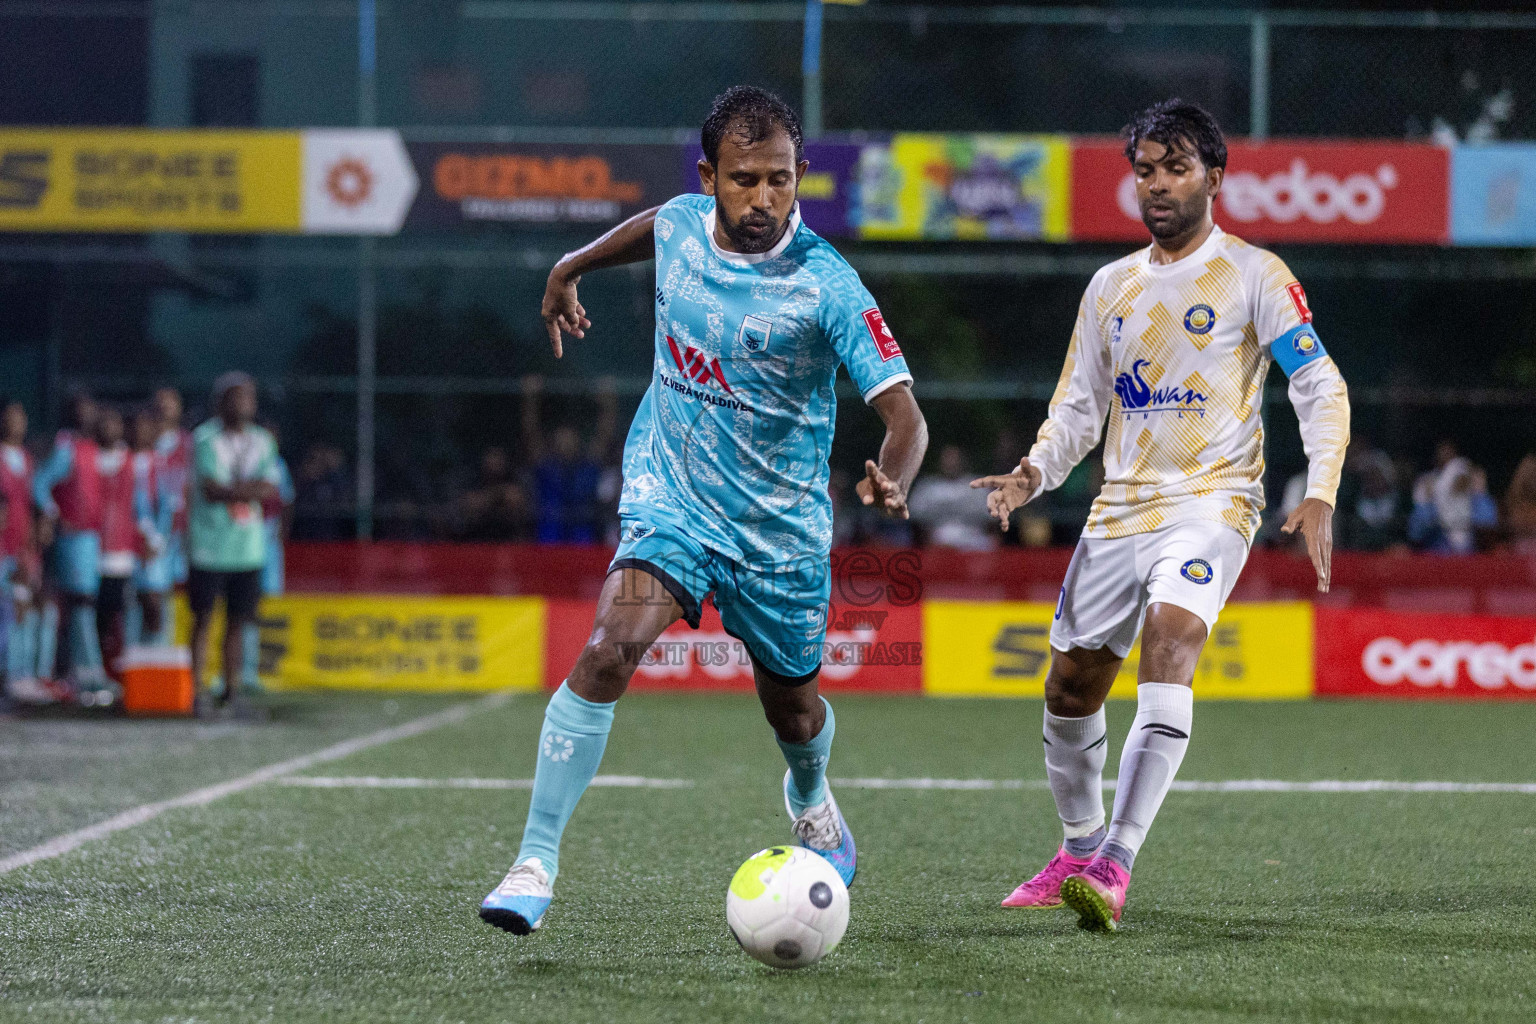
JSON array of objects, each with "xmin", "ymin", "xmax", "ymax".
[{"xmin": 1029, "ymin": 225, "xmax": 1350, "ymax": 543}]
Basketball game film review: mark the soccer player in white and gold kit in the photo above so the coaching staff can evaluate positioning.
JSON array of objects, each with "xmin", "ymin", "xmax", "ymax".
[{"xmin": 973, "ymin": 100, "xmax": 1349, "ymax": 931}]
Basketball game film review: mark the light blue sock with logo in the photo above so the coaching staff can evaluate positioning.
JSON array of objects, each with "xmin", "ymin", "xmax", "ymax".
[
  {"xmin": 516, "ymin": 681, "xmax": 616, "ymax": 883},
  {"xmin": 778, "ymin": 697, "xmax": 835, "ymax": 816}
]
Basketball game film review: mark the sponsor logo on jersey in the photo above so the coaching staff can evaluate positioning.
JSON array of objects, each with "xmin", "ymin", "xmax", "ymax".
[
  {"xmin": 862, "ymin": 308, "xmax": 902, "ymax": 362},
  {"xmin": 1108, "ymin": 315, "xmax": 1124, "ymax": 347},
  {"xmin": 1113, "ymin": 359, "xmax": 1209, "ymax": 418},
  {"xmin": 1292, "ymin": 329, "xmax": 1320, "ymax": 357},
  {"xmin": 1182, "ymin": 304, "xmax": 1216, "ymax": 334},
  {"xmin": 1286, "ymin": 281, "xmax": 1312, "ymax": 323},
  {"xmin": 1180, "ymin": 558, "xmax": 1214, "ymax": 584},
  {"xmin": 666, "ymin": 336, "xmax": 733, "ymax": 393},
  {"xmin": 738, "ymin": 314, "xmax": 773, "ymax": 353}
]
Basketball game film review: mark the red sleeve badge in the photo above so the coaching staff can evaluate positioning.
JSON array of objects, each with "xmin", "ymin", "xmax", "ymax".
[
  {"xmin": 862, "ymin": 308, "xmax": 902, "ymax": 362},
  {"xmin": 1286, "ymin": 281, "xmax": 1313, "ymax": 324}
]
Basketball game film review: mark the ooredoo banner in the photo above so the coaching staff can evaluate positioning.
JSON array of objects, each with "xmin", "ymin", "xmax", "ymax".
[
  {"xmin": 921, "ymin": 600, "xmax": 1314, "ymax": 699},
  {"xmin": 544, "ymin": 598, "xmax": 922, "ymax": 692},
  {"xmin": 1070, "ymin": 139, "xmax": 1450, "ymax": 244},
  {"xmin": 1315, "ymin": 607, "xmax": 1536, "ymax": 700}
]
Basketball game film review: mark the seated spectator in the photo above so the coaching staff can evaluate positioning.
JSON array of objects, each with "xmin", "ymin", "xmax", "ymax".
[
  {"xmin": 908, "ymin": 444, "xmax": 997, "ymax": 550},
  {"xmin": 521, "ymin": 375, "xmax": 615, "ymax": 544},
  {"xmin": 1505, "ymin": 454, "xmax": 1536, "ymax": 555},
  {"xmin": 292, "ymin": 443, "xmax": 352, "ymax": 540},
  {"xmin": 1338, "ymin": 435, "xmax": 1406, "ymax": 551},
  {"xmin": 454, "ymin": 446, "xmax": 532, "ymax": 541},
  {"xmin": 1407, "ymin": 440, "xmax": 1498, "ymax": 554}
]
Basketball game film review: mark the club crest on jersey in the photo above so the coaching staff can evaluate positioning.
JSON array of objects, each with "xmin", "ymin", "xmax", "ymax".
[
  {"xmin": 1180, "ymin": 558, "xmax": 1214, "ymax": 584},
  {"xmin": 1114, "ymin": 359, "xmax": 1209, "ymax": 419},
  {"xmin": 738, "ymin": 314, "xmax": 773, "ymax": 353},
  {"xmin": 1183, "ymin": 304, "xmax": 1216, "ymax": 335}
]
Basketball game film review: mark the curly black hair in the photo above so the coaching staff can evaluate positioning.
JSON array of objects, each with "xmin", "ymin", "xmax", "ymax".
[
  {"xmin": 1122, "ymin": 99, "xmax": 1227, "ymax": 171},
  {"xmin": 701, "ymin": 85, "xmax": 804, "ymax": 167}
]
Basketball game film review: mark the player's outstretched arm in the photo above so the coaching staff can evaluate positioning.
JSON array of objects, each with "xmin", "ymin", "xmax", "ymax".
[
  {"xmin": 857, "ymin": 384, "xmax": 927, "ymax": 519},
  {"xmin": 542, "ymin": 205, "xmax": 661, "ymax": 358},
  {"xmin": 969, "ymin": 457, "xmax": 1044, "ymax": 532}
]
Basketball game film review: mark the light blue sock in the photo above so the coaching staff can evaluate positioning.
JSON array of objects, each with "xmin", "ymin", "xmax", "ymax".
[
  {"xmin": 36, "ymin": 602, "xmax": 58, "ymax": 679},
  {"xmin": 778, "ymin": 697, "xmax": 835, "ymax": 815},
  {"xmin": 241, "ymin": 620, "xmax": 261, "ymax": 688},
  {"xmin": 516, "ymin": 681, "xmax": 616, "ymax": 882},
  {"xmin": 68, "ymin": 604, "xmax": 104, "ymax": 675},
  {"xmin": 8, "ymin": 607, "xmax": 36, "ymax": 681}
]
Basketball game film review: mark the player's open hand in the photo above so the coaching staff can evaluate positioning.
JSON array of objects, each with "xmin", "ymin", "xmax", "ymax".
[
  {"xmin": 969, "ymin": 457, "xmax": 1043, "ymax": 532},
  {"xmin": 541, "ymin": 267, "xmax": 591, "ymax": 358},
  {"xmin": 857, "ymin": 459, "xmax": 908, "ymax": 519},
  {"xmin": 1281, "ymin": 496, "xmax": 1334, "ymax": 593}
]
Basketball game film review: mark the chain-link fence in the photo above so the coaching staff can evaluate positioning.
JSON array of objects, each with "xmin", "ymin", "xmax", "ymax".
[{"xmin": 3, "ymin": 2, "xmax": 1536, "ymax": 541}]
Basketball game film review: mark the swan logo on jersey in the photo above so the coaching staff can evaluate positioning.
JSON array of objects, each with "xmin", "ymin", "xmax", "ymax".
[
  {"xmin": 1113, "ymin": 359, "xmax": 1210, "ymax": 418},
  {"xmin": 1293, "ymin": 329, "xmax": 1320, "ymax": 357},
  {"xmin": 862, "ymin": 308, "xmax": 902, "ymax": 362},
  {"xmin": 738, "ymin": 314, "xmax": 773, "ymax": 353},
  {"xmin": 1180, "ymin": 558, "xmax": 1214, "ymax": 584},
  {"xmin": 1183, "ymin": 304, "xmax": 1216, "ymax": 334}
]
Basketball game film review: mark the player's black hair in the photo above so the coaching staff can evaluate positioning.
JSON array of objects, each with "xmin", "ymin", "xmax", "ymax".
[
  {"xmin": 1122, "ymin": 99, "xmax": 1227, "ymax": 171},
  {"xmin": 701, "ymin": 86, "xmax": 804, "ymax": 167}
]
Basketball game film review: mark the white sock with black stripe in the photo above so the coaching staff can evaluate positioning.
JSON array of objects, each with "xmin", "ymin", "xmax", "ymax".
[
  {"xmin": 1101, "ymin": 682, "xmax": 1193, "ymax": 872},
  {"xmin": 1042, "ymin": 706, "xmax": 1108, "ymax": 858}
]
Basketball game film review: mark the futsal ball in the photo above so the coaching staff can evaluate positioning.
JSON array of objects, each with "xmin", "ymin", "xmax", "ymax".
[{"xmin": 726, "ymin": 846, "xmax": 849, "ymax": 969}]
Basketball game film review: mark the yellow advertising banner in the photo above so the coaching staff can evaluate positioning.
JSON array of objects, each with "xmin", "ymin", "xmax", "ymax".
[
  {"xmin": 175, "ymin": 594, "xmax": 545, "ymax": 692},
  {"xmin": 922, "ymin": 600, "xmax": 1313, "ymax": 699},
  {"xmin": 857, "ymin": 133, "xmax": 1071, "ymax": 241},
  {"xmin": 0, "ymin": 129, "xmax": 302, "ymax": 233}
]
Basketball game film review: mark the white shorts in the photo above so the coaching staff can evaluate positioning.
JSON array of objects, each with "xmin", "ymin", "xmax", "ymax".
[{"xmin": 1048, "ymin": 521, "xmax": 1250, "ymax": 658}]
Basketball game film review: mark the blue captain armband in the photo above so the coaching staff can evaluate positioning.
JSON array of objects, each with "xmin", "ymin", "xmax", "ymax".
[{"xmin": 1270, "ymin": 324, "xmax": 1328, "ymax": 377}]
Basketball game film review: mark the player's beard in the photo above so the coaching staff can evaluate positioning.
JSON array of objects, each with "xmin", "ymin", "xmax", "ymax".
[
  {"xmin": 720, "ymin": 206, "xmax": 790, "ymax": 254},
  {"xmin": 1140, "ymin": 189, "xmax": 1207, "ymax": 241}
]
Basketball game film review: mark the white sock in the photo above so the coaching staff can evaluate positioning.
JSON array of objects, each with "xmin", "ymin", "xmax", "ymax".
[
  {"xmin": 1042, "ymin": 706, "xmax": 1108, "ymax": 857},
  {"xmin": 1102, "ymin": 682, "xmax": 1193, "ymax": 871}
]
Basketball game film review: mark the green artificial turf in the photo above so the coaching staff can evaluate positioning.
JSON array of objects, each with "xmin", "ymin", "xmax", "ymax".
[{"xmin": 1, "ymin": 693, "xmax": 1533, "ymax": 1023}]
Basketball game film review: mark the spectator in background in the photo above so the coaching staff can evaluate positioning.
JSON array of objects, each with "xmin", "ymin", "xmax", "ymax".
[
  {"xmin": 33, "ymin": 392, "xmax": 112, "ymax": 703},
  {"xmin": 1505, "ymin": 454, "xmax": 1536, "ymax": 555},
  {"xmin": 1407, "ymin": 440, "xmax": 1499, "ymax": 554},
  {"xmin": 520, "ymin": 375, "xmax": 615, "ymax": 544},
  {"xmin": 188, "ymin": 373, "xmax": 282, "ymax": 717},
  {"xmin": 0, "ymin": 401, "xmax": 47, "ymax": 703},
  {"xmin": 94, "ymin": 406, "xmax": 145, "ymax": 673},
  {"xmin": 241, "ymin": 422, "xmax": 294, "ymax": 693},
  {"xmin": 1337, "ymin": 435, "xmax": 1406, "ymax": 551},
  {"xmin": 292, "ymin": 443, "xmax": 351, "ymax": 540},
  {"xmin": 908, "ymin": 444, "xmax": 997, "ymax": 550},
  {"xmin": 152, "ymin": 387, "xmax": 192, "ymax": 589},
  {"xmin": 129, "ymin": 406, "xmax": 176, "ymax": 648},
  {"xmin": 454, "ymin": 446, "xmax": 531, "ymax": 541}
]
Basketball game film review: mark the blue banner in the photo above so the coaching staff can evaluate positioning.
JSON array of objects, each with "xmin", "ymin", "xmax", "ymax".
[{"xmin": 1451, "ymin": 144, "xmax": 1536, "ymax": 246}]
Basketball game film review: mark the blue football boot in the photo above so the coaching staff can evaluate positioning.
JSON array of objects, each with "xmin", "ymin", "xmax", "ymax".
[
  {"xmin": 479, "ymin": 857, "xmax": 553, "ymax": 935},
  {"xmin": 783, "ymin": 770, "xmax": 857, "ymax": 887}
]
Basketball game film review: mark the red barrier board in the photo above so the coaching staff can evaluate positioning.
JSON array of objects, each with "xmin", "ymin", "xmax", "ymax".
[
  {"xmin": 1071, "ymin": 139, "xmax": 1450, "ymax": 244},
  {"xmin": 1315, "ymin": 607, "xmax": 1536, "ymax": 699},
  {"xmin": 544, "ymin": 598, "xmax": 922, "ymax": 692}
]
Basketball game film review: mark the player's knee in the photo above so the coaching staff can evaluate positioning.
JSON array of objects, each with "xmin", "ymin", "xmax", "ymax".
[
  {"xmin": 573, "ymin": 636, "xmax": 639, "ymax": 697},
  {"xmin": 765, "ymin": 704, "xmax": 819, "ymax": 744},
  {"xmin": 1044, "ymin": 676, "xmax": 1099, "ymax": 718}
]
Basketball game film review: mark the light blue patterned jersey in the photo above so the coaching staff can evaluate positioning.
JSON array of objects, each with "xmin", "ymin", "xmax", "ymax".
[{"xmin": 619, "ymin": 194, "xmax": 913, "ymax": 569}]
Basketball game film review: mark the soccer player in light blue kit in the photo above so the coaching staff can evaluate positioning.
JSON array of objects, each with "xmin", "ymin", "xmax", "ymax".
[{"xmin": 481, "ymin": 87, "xmax": 929, "ymax": 936}]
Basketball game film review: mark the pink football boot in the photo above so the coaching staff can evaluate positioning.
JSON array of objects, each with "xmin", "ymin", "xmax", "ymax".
[
  {"xmin": 1000, "ymin": 848, "xmax": 1094, "ymax": 909},
  {"xmin": 1060, "ymin": 856, "xmax": 1131, "ymax": 931}
]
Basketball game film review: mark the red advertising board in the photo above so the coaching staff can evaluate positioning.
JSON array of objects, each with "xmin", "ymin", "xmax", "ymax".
[
  {"xmin": 544, "ymin": 599, "xmax": 922, "ymax": 692},
  {"xmin": 1070, "ymin": 139, "xmax": 1450, "ymax": 244},
  {"xmin": 1315, "ymin": 607, "xmax": 1536, "ymax": 700}
]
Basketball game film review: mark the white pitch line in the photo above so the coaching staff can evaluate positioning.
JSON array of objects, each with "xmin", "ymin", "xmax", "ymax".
[
  {"xmin": 279, "ymin": 775, "xmax": 693, "ymax": 790},
  {"xmin": 0, "ymin": 690, "xmax": 517, "ymax": 875},
  {"xmin": 831, "ymin": 777, "xmax": 1536, "ymax": 794}
]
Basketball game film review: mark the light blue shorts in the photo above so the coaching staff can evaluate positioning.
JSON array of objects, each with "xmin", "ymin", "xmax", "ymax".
[
  {"xmin": 52, "ymin": 530, "xmax": 100, "ymax": 598},
  {"xmin": 609, "ymin": 515, "xmax": 830, "ymax": 681}
]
